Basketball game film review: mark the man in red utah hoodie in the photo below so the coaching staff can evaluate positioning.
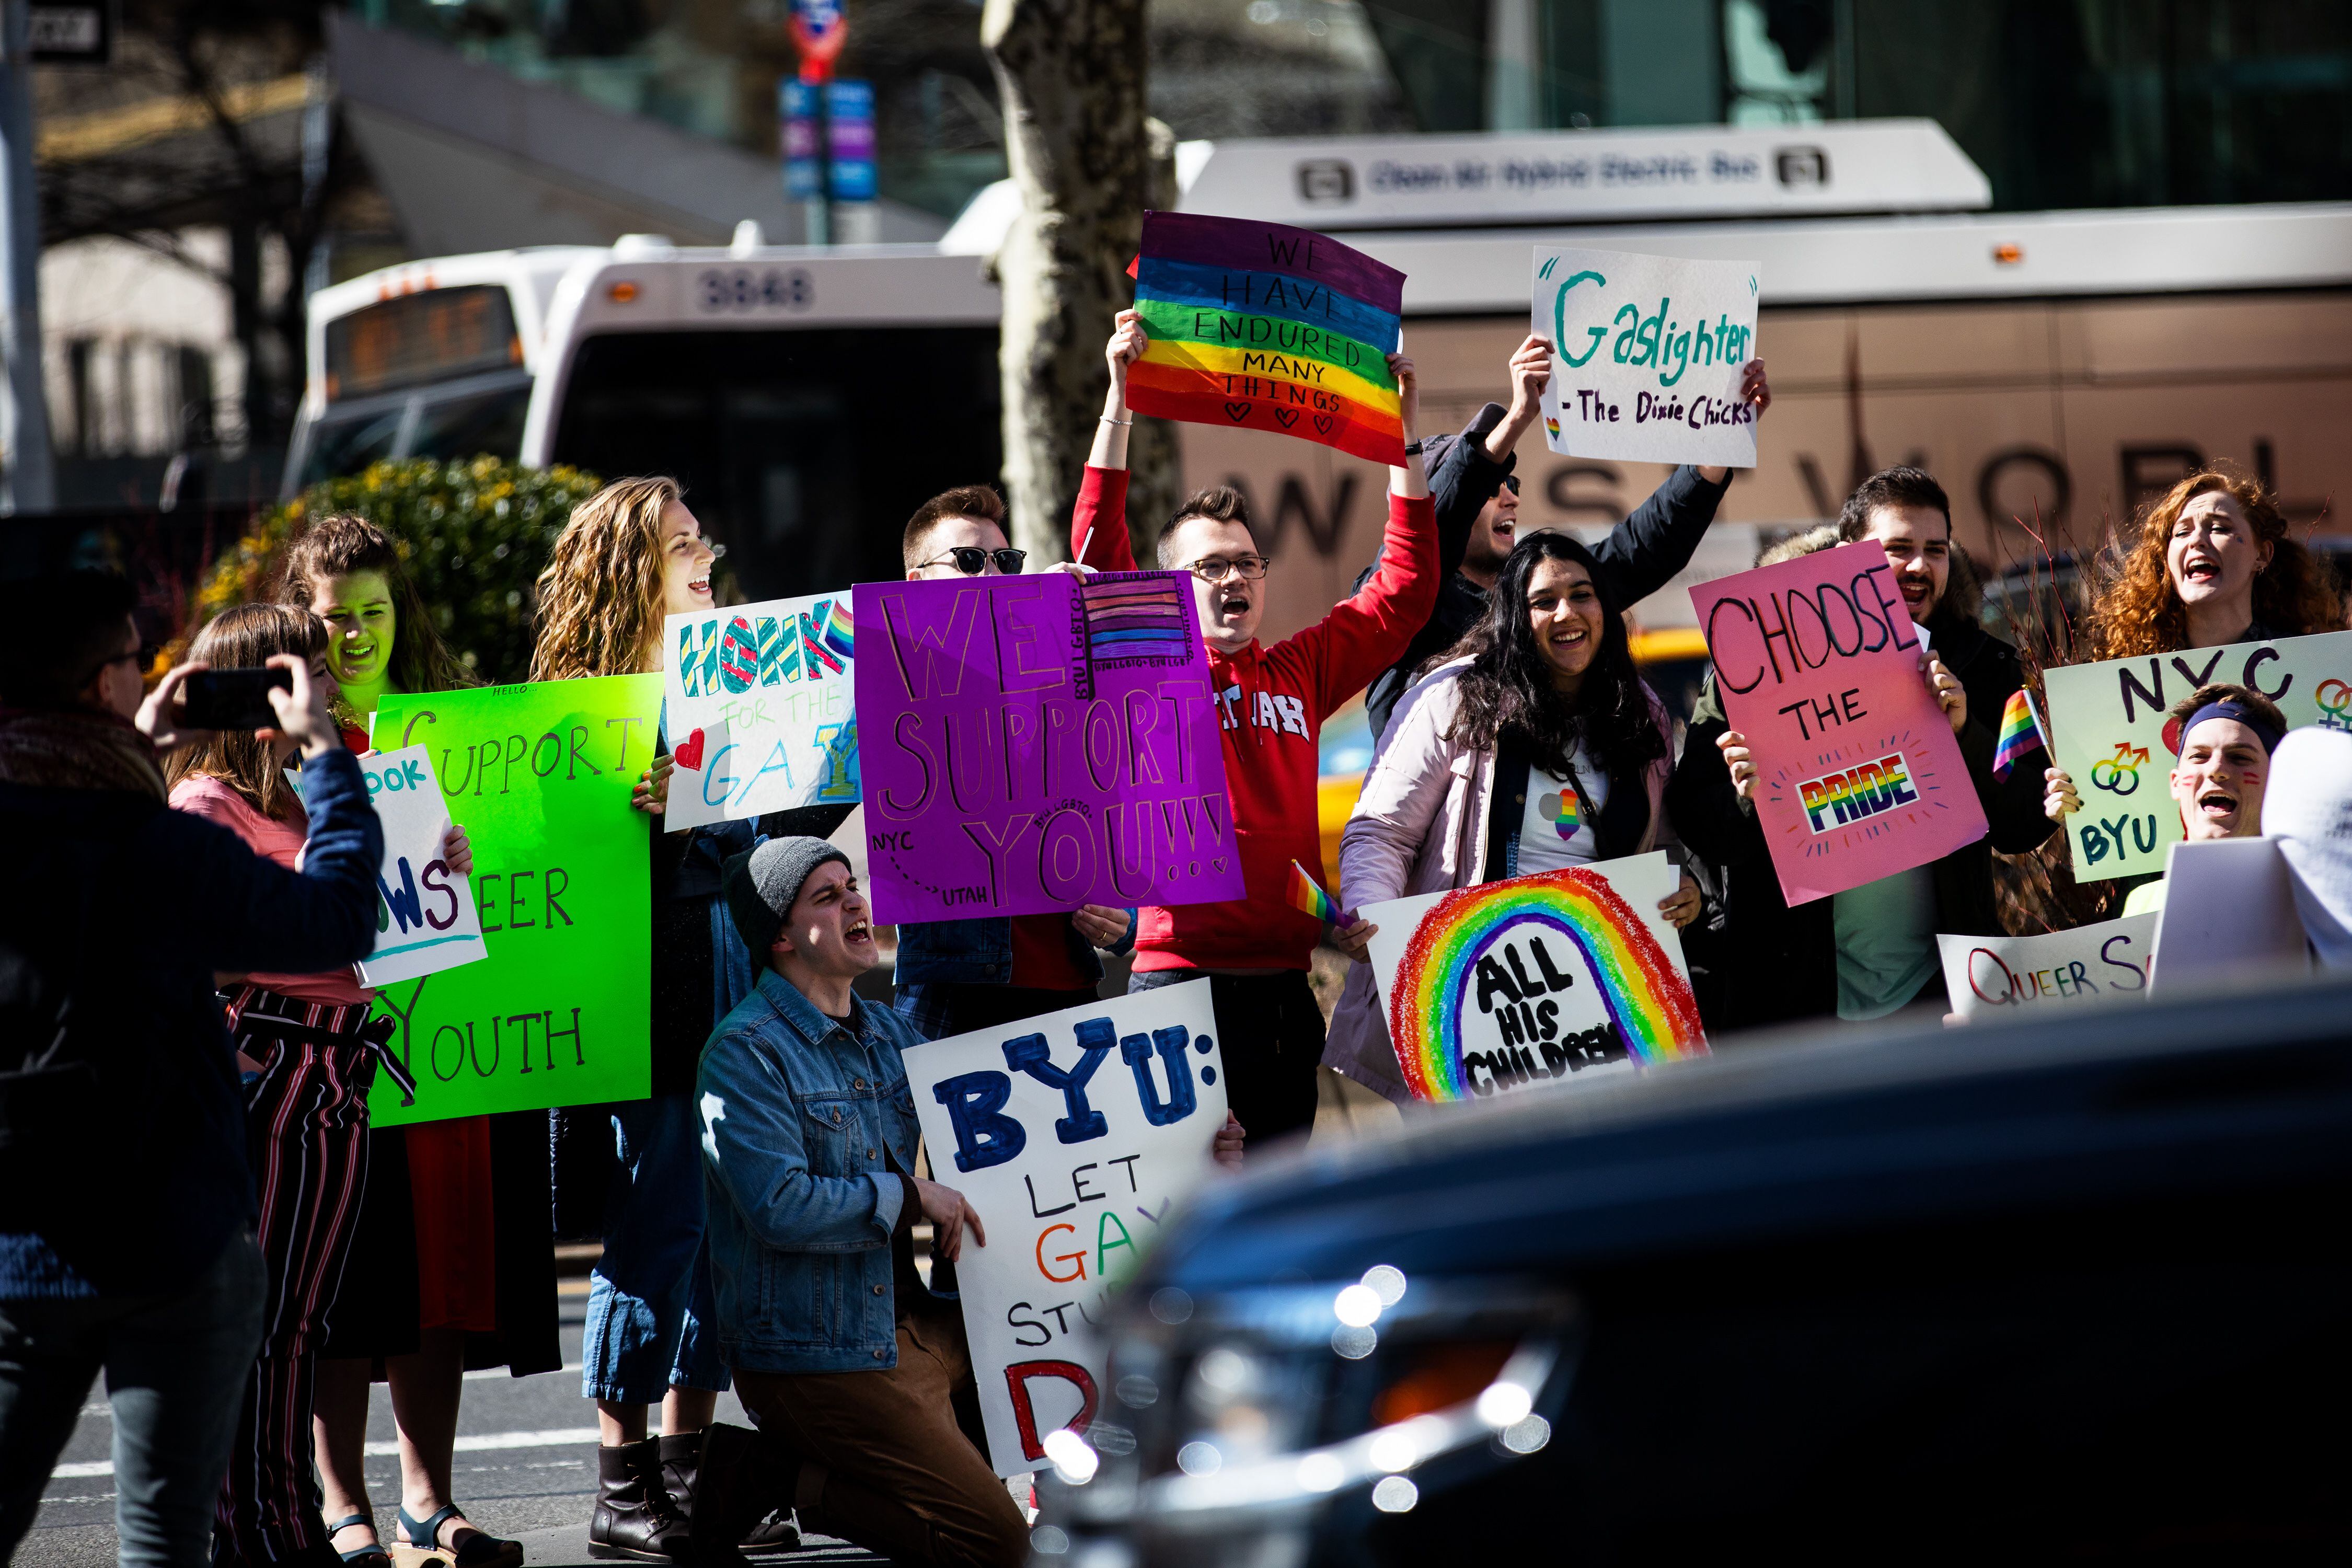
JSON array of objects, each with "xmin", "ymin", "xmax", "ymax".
[{"xmin": 1074, "ymin": 310, "xmax": 1436, "ymax": 1144}]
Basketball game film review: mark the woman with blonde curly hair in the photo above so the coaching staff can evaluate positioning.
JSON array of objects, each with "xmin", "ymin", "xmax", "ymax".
[
  {"xmin": 531, "ymin": 477, "xmax": 803, "ymax": 1556},
  {"xmin": 2047, "ymin": 469, "xmax": 2343, "ymax": 825}
]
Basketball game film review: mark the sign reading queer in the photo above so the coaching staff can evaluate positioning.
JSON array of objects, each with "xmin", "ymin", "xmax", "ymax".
[
  {"xmin": 904, "ymin": 982, "xmax": 1227, "ymax": 1478},
  {"xmin": 366, "ymin": 675, "xmax": 661, "ymax": 1125},
  {"xmin": 663, "ymin": 593, "xmax": 859, "ymax": 831},
  {"xmin": 852, "ymin": 571, "xmax": 1244, "ymax": 927},
  {"xmin": 1127, "ymin": 210, "xmax": 1406, "ymax": 466},
  {"xmin": 1690, "ymin": 540, "xmax": 1987, "ymax": 904},
  {"xmin": 2041, "ymin": 629, "xmax": 2352, "ymax": 880},
  {"xmin": 1935, "ymin": 914, "xmax": 2154, "ymax": 1022},
  {"xmin": 353, "ymin": 744, "xmax": 486, "ymax": 989},
  {"xmin": 1532, "ymin": 246, "xmax": 1760, "ymax": 469},
  {"xmin": 1359, "ymin": 854, "xmax": 1707, "ymax": 1102}
]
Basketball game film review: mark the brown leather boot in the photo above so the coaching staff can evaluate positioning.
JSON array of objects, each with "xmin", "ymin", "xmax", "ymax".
[{"xmin": 589, "ymin": 1438, "xmax": 688, "ymax": 1562}]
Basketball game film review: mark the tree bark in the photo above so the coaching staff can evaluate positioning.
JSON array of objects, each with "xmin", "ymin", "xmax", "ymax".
[{"xmin": 982, "ymin": 0, "xmax": 1178, "ymax": 564}]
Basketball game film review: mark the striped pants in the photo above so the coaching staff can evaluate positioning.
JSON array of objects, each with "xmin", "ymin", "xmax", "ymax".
[{"xmin": 211, "ymin": 988, "xmax": 380, "ymax": 1568}]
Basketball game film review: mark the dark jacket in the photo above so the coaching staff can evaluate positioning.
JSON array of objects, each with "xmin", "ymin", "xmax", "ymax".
[
  {"xmin": 0, "ymin": 746, "xmax": 381, "ymax": 1298},
  {"xmin": 1668, "ymin": 612, "xmax": 2053, "ymax": 1034},
  {"xmin": 1361, "ymin": 404, "xmax": 1732, "ymax": 741}
]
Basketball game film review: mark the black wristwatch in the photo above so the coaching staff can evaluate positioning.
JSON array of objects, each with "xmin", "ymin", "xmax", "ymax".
[{"xmin": 1402, "ymin": 439, "xmax": 1423, "ymax": 457}]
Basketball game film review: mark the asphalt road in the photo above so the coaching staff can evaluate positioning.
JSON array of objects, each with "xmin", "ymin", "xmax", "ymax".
[{"xmin": 15, "ymin": 1285, "xmax": 913, "ymax": 1567}]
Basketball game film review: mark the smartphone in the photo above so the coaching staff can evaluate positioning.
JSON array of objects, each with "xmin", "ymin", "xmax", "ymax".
[{"xmin": 180, "ymin": 667, "xmax": 294, "ymax": 731}]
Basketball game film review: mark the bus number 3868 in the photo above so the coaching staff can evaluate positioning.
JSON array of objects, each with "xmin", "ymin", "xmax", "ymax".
[{"xmin": 697, "ymin": 268, "xmax": 814, "ymax": 313}]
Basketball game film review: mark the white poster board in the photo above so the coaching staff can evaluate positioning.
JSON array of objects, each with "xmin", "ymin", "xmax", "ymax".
[
  {"xmin": 1531, "ymin": 246, "xmax": 1760, "ymax": 469},
  {"xmin": 1935, "ymin": 915, "xmax": 2155, "ymax": 1021},
  {"xmin": 662, "ymin": 593, "xmax": 860, "ymax": 830},
  {"xmin": 1357, "ymin": 852, "xmax": 1706, "ymax": 1102},
  {"xmin": 903, "ymin": 982, "xmax": 1228, "ymax": 1478},
  {"xmin": 352, "ymin": 745, "xmax": 487, "ymax": 988},
  {"xmin": 2149, "ymin": 837, "xmax": 2312, "ymax": 996}
]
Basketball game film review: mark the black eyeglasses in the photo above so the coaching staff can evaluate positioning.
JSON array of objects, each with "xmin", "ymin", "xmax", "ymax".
[{"xmin": 921, "ymin": 546, "xmax": 1027, "ymax": 576}]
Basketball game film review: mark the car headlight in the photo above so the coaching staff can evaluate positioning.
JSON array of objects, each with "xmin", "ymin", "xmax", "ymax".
[{"xmin": 1031, "ymin": 1267, "xmax": 1580, "ymax": 1560}]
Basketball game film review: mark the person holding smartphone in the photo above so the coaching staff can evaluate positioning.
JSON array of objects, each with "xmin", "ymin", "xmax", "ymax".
[
  {"xmin": 1, "ymin": 572, "xmax": 382, "ymax": 1568},
  {"xmin": 276, "ymin": 516, "xmax": 547, "ymax": 1568}
]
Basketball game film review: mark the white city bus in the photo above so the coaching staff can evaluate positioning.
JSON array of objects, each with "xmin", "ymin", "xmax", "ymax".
[{"xmin": 290, "ymin": 119, "xmax": 2352, "ymax": 645}]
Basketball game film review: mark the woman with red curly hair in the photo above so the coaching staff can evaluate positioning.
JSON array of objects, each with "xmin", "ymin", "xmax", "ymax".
[{"xmin": 2045, "ymin": 468, "xmax": 2343, "ymax": 824}]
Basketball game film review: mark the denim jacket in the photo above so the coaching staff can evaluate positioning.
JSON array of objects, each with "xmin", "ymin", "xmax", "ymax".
[{"xmin": 698, "ymin": 969, "xmax": 938, "ymax": 1373}]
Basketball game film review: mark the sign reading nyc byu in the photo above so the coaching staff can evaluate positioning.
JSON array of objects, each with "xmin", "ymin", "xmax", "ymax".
[
  {"xmin": 1532, "ymin": 246, "xmax": 1761, "ymax": 469},
  {"xmin": 1935, "ymin": 914, "xmax": 2154, "ymax": 1023},
  {"xmin": 353, "ymin": 744, "xmax": 486, "ymax": 989},
  {"xmin": 1358, "ymin": 854, "xmax": 1707, "ymax": 1104},
  {"xmin": 904, "ymin": 983, "xmax": 1228, "ymax": 1479},
  {"xmin": 2040, "ymin": 629, "xmax": 2352, "ymax": 881},
  {"xmin": 663, "ymin": 594, "xmax": 859, "ymax": 831}
]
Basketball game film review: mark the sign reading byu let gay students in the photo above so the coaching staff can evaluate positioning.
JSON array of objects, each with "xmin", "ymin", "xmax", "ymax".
[
  {"xmin": 1935, "ymin": 913, "xmax": 2155, "ymax": 1022},
  {"xmin": 352, "ymin": 744, "xmax": 486, "ymax": 989},
  {"xmin": 367, "ymin": 675, "xmax": 661, "ymax": 1125},
  {"xmin": 1126, "ymin": 210, "xmax": 1408, "ymax": 466},
  {"xmin": 852, "ymin": 569, "xmax": 1245, "ymax": 926},
  {"xmin": 904, "ymin": 982, "xmax": 1228, "ymax": 1478},
  {"xmin": 1358, "ymin": 854, "xmax": 1708, "ymax": 1103},
  {"xmin": 1689, "ymin": 540, "xmax": 1987, "ymax": 904},
  {"xmin": 2040, "ymin": 628, "xmax": 2352, "ymax": 880},
  {"xmin": 1532, "ymin": 246, "xmax": 1761, "ymax": 469},
  {"xmin": 663, "ymin": 592, "xmax": 859, "ymax": 831}
]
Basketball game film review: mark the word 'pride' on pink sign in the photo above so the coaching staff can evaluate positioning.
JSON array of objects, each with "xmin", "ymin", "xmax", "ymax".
[
  {"xmin": 852, "ymin": 571, "xmax": 1245, "ymax": 926},
  {"xmin": 1689, "ymin": 539, "xmax": 1988, "ymax": 905}
]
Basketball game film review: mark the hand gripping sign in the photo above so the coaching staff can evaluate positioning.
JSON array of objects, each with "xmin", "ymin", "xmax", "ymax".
[
  {"xmin": 903, "ymin": 982, "xmax": 1228, "ymax": 1478},
  {"xmin": 1690, "ymin": 540, "xmax": 1987, "ymax": 905}
]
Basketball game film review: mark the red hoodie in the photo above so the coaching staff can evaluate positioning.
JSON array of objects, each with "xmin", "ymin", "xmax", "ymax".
[{"xmin": 1073, "ymin": 465, "xmax": 1437, "ymax": 972}]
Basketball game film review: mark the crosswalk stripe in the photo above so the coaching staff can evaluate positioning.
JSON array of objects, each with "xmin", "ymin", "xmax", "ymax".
[{"xmin": 48, "ymin": 1428, "xmax": 603, "ymax": 1482}]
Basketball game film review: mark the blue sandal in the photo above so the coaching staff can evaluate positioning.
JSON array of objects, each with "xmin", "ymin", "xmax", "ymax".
[
  {"xmin": 328, "ymin": 1513, "xmax": 393, "ymax": 1568},
  {"xmin": 395, "ymin": 1504, "xmax": 523, "ymax": 1568}
]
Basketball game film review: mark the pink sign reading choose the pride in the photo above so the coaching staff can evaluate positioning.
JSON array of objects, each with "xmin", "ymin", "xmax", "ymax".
[
  {"xmin": 853, "ymin": 570, "xmax": 1245, "ymax": 926},
  {"xmin": 1689, "ymin": 539, "xmax": 1988, "ymax": 905}
]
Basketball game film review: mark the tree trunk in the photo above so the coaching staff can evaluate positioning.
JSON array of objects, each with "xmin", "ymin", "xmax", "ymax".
[{"xmin": 982, "ymin": 0, "xmax": 1178, "ymax": 564}]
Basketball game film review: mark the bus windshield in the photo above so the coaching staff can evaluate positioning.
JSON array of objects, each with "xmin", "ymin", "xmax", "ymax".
[
  {"xmin": 548, "ymin": 326, "xmax": 1002, "ymax": 603},
  {"xmin": 293, "ymin": 373, "xmax": 533, "ymax": 490}
]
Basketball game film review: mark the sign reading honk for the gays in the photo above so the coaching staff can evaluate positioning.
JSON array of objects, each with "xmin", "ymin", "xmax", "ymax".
[
  {"xmin": 2040, "ymin": 629, "xmax": 2352, "ymax": 880},
  {"xmin": 662, "ymin": 593, "xmax": 859, "ymax": 831}
]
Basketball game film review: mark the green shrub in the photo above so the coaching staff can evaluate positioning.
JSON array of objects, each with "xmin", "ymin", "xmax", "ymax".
[{"xmin": 194, "ymin": 456, "xmax": 603, "ymax": 685}]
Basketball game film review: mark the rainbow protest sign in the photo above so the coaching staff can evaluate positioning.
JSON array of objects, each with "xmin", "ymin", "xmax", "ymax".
[
  {"xmin": 1127, "ymin": 211, "xmax": 1406, "ymax": 466},
  {"xmin": 1359, "ymin": 854, "xmax": 1707, "ymax": 1103}
]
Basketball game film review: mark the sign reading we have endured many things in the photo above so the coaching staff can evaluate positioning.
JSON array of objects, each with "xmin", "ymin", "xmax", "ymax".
[
  {"xmin": 366, "ymin": 675, "xmax": 663, "ymax": 1125},
  {"xmin": 1127, "ymin": 210, "xmax": 1408, "ymax": 466},
  {"xmin": 663, "ymin": 593, "xmax": 859, "ymax": 831},
  {"xmin": 1936, "ymin": 914, "xmax": 2155, "ymax": 1023},
  {"xmin": 2040, "ymin": 630, "xmax": 2352, "ymax": 881},
  {"xmin": 852, "ymin": 570, "xmax": 1246, "ymax": 926},
  {"xmin": 1359, "ymin": 854, "xmax": 1707, "ymax": 1103},
  {"xmin": 1532, "ymin": 246, "xmax": 1761, "ymax": 469},
  {"xmin": 905, "ymin": 982, "xmax": 1228, "ymax": 1478},
  {"xmin": 1690, "ymin": 540, "xmax": 1988, "ymax": 905},
  {"xmin": 352, "ymin": 744, "xmax": 486, "ymax": 989}
]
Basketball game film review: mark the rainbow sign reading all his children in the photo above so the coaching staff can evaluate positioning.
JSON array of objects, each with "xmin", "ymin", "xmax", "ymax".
[
  {"xmin": 1359, "ymin": 855, "xmax": 1707, "ymax": 1104},
  {"xmin": 1127, "ymin": 211, "xmax": 1406, "ymax": 466}
]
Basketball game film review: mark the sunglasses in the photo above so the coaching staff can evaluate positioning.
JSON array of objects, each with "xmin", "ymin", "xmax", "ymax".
[
  {"xmin": 1501, "ymin": 475, "xmax": 1521, "ymax": 495},
  {"xmin": 922, "ymin": 546, "xmax": 1027, "ymax": 576}
]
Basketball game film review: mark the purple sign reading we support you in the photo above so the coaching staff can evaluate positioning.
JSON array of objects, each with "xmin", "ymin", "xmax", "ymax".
[{"xmin": 853, "ymin": 570, "xmax": 1246, "ymax": 927}]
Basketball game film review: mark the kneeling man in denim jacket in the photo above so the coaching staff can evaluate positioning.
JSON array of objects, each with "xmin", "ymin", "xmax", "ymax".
[{"xmin": 693, "ymin": 837, "xmax": 1027, "ymax": 1568}]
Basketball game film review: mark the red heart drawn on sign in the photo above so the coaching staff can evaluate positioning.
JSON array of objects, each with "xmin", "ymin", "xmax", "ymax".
[
  {"xmin": 674, "ymin": 728, "xmax": 707, "ymax": 771},
  {"xmin": 1271, "ymin": 408, "xmax": 1299, "ymax": 429},
  {"xmin": 1222, "ymin": 401, "xmax": 1251, "ymax": 422},
  {"xmin": 1312, "ymin": 413, "xmax": 1335, "ymax": 436}
]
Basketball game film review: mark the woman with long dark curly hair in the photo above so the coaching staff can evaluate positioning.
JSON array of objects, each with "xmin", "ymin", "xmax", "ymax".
[
  {"xmin": 2046, "ymin": 468, "xmax": 2344, "ymax": 824},
  {"xmin": 1320, "ymin": 531, "xmax": 1700, "ymax": 1102}
]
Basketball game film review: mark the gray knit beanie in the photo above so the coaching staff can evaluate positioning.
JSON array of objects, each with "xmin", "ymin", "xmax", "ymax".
[{"xmin": 723, "ymin": 836, "xmax": 851, "ymax": 954}]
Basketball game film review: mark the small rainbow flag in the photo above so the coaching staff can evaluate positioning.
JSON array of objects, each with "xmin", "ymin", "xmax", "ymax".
[
  {"xmin": 1991, "ymin": 688, "xmax": 2047, "ymax": 781},
  {"xmin": 820, "ymin": 599, "xmax": 855, "ymax": 663},
  {"xmin": 1127, "ymin": 212, "xmax": 1406, "ymax": 466},
  {"xmin": 1286, "ymin": 859, "xmax": 1348, "ymax": 927}
]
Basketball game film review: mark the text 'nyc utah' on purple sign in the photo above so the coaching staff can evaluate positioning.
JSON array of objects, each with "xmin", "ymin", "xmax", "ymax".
[{"xmin": 852, "ymin": 570, "xmax": 1244, "ymax": 926}]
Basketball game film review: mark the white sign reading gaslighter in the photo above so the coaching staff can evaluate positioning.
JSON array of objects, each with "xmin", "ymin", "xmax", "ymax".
[{"xmin": 1531, "ymin": 246, "xmax": 1761, "ymax": 470}]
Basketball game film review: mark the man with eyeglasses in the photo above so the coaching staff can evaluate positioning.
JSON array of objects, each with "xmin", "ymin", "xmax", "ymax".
[
  {"xmin": 889, "ymin": 487, "xmax": 1139, "ymax": 1042},
  {"xmin": 1069, "ymin": 311, "xmax": 1439, "ymax": 1146},
  {"xmin": 1359, "ymin": 335, "xmax": 1772, "ymax": 743}
]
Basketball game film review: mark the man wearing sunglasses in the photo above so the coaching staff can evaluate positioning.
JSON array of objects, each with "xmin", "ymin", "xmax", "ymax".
[
  {"xmin": 1359, "ymin": 335, "xmax": 1773, "ymax": 743},
  {"xmin": 889, "ymin": 487, "xmax": 1138, "ymax": 1042}
]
